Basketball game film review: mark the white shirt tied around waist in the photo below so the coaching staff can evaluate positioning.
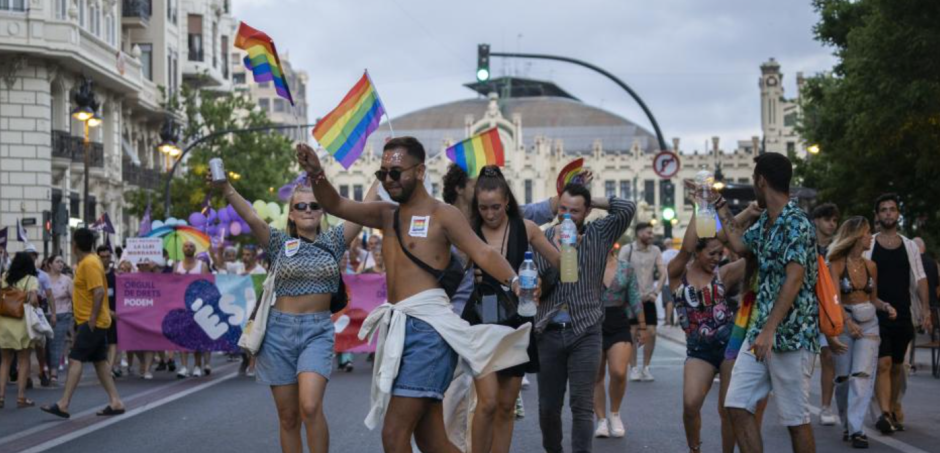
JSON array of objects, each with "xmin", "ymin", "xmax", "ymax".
[{"xmin": 358, "ymin": 288, "xmax": 531, "ymax": 430}]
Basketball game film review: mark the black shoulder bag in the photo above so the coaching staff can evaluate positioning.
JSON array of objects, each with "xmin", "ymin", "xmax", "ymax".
[
  {"xmin": 393, "ymin": 209, "xmax": 464, "ymax": 298},
  {"xmin": 311, "ymin": 242, "xmax": 349, "ymax": 313}
]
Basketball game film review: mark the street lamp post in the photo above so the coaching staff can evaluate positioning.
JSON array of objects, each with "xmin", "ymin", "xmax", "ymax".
[{"xmin": 72, "ymin": 79, "xmax": 102, "ymax": 225}]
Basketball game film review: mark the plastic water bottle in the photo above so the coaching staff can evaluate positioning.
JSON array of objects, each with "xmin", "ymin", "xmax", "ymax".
[
  {"xmin": 518, "ymin": 252, "xmax": 538, "ymax": 317},
  {"xmin": 560, "ymin": 214, "xmax": 579, "ymax": 283},
  {"xmin": 694, "ymin": 170, "xmax": 717, "ymax": 238}
]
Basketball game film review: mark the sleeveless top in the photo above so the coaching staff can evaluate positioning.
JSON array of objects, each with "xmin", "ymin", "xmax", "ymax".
[
  {"xmin": 673, "ymin": 270, "xmax": 734, "ymax": 348},
  {"xmin": 475, "ymin": 215, "xmax": 528, "ymax": 292},
  {"xmin": 175, "ymin": 259, "xmax": 204, "ymax": 274}
]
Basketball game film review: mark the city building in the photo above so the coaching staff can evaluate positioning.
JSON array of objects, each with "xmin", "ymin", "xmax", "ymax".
[
  {"xmin": 319, "ymin": 61, "xmax": 798, "ymax": 238},
  {"xmin": 231, "ymin": 49, "xmax": 309, "ymax": 143},
  {"xmin": 760, "ymin": 57, "xmax": 807, "ymax": 158},
  {"xmin": 0, "ymin": 0, "xmax": 236, "ymax": 259}
]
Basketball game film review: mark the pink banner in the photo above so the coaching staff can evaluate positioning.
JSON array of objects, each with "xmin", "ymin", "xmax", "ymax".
[{"xmin": 332, "ymin": 273, "xmax": 387, "ymax": 353}]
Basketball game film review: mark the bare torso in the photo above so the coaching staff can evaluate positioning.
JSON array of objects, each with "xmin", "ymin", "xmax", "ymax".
[{"xmin": 382, "ymin": 198, "xmax": 458, "ymax": 303}]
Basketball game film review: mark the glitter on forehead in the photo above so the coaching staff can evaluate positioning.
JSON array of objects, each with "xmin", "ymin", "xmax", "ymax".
[{"xmin": 383, "ymin": 150, "xmax": 406, "ymax": 166}]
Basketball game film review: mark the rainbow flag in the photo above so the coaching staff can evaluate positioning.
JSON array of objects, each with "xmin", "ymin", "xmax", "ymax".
[
  {"xmin": 555, "ymin": 158, "xmax": 585, "ymax": 194},
  {"xmin": 312, "ymin": 72, "xmax": 387, "ymax": 169},
  {"xmin": 724, "ymin": 289, "xmax": 756, "ymax": 361},
  {"xmin": 445, "ymin": 128, "xmax": 505, "ymax": 178},
  {"xmin": 235, "ymin": 22, "xmax": 294, "ymax": 105}
]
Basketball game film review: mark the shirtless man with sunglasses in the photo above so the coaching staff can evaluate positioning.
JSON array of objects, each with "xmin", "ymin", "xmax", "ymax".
[{"xmin": 296, "ymin": 138, "xmax": 529, "ymax": 453}]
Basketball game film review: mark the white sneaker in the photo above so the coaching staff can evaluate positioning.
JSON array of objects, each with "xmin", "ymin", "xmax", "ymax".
[
  {"xmin": 594, "ymin": 419, "xmax": 610, "ymax": 438},
  {"xmin": 143, "ymin": 372, "xmax": 154, "ymax": 380},
  {"xmin": 521, "ymin": 375, "xmax": 531, "ymax": 390},
  {"xmin": 819, "ymin": 406, "xmax": 839, "ymax": 426},
  {"xmin": 641, "ymin": 366, "xmax": 655, "ymax": 382},
  {"xmin": 246, "ymin": 369, "xmax": 255, "ymax": 378},
  {"xmin": 192, "ymin": 367, "xmax": 203, "ymax": 377},
  {"xmin": 628, "ymin": 367, "xmax": 642, "ymax": 382},
  {"xmin": 609, "ymin": 413, "xmax": 625, "ymax": 438},
  {"xmin": 176, "ymin": 367, "xmax": 189, "ymax": 379}
]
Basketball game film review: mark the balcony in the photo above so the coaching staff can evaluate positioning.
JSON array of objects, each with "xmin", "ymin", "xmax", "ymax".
[
  {"xmin": 122, "ymin": 0, "xmax": 151, "ymax": 28},
  {"xmin": 51, "ymin": 130, "xmax": 104, "ymax": 168},
  {"xmin": 122, "ymin": 159, "xmax": 163, "ymax": 190}
]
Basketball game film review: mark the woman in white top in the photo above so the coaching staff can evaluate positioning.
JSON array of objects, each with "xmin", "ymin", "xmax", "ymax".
[{"xmin": 46, "ymin": 255, "xmax": 73, "ymax": 383}]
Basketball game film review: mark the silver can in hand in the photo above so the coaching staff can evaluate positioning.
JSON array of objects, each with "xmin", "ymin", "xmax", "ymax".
[{"xmin": 208, "ymin": 158, "xmax": 226, "ymax": 182}]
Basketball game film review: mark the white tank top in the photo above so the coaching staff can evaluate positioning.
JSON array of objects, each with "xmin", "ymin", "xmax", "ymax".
[{"xmin": 175, "ymin": 259, "xmax": 204, "ymax": 274}]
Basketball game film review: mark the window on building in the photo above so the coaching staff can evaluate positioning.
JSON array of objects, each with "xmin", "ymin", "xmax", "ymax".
[
  {"xmin": 233, "ymin": 73, "xmax": 246, "ymax": 84},
  {"xmin": 620, "ymin": 180, "xmax": 631, "ymax": 200},
  {"xmin": 432, "ymin": 183, "xmax": 440, "ymax": 198},
  {"xmin": 78, "ymin": 0, "xmax": 86, "ymax": 26},
  {"xmin": 604, "ymin": 180, "xmax": 616, "ymax": 198},
  {"xmin": 738, "ymin": 178, "xmax": 749, "ymax": 184},
  {"xmin": 524, "ymin": 180, "xmax": 533, "ymax": 204},
  {"xmin": 274, "ymin": 99, "xmax": 286, "ymax": 112},
  {"xmin": 167, "ymin": 0, "xmax": 176, "ymax": 24},
  {"xmin": 105, "ymin": 14, "xmax": 115, "ymax": 46},
  {"xmin": 221, "ymin": 36, "xmax": 229, "ymax": 79},
  {"xmin": 644, "ymin": 180, "xmax": 655, "ymax": 205},
  {"xmin": 353, "ymin": 185, "xmax": 364, "ymax": 201},
  {"xmin": 339, "ymin": 185, "xmax": 349, "ymax": 199},
  {"xmin": 1, "ymin": 0, "xmax": 27, "ymax": 11},
  {"xmin": 139, "ymin": 43, "xmax": 153, "ymax": 81},
  {"xmin": 258, "ymin": 81, "xmax": 270, "ymax": 88},
  {"xmin": 211, "ymin": 22, "xmax": 218, "ymax": 68},
  {"xmin": 258, "ymin": 98, "xmax": 269, "ymax": 112},
  {"xmin": 89, "ymin": 3, "xmax": 99, "ymax": 35},
  {"xmin": 786, "ymin": 141, "xmax": 796, "ymax": 155},
  {"xmin": 187, "ymin": 14, "xmax": 203, "ymax": 62},
  {"xmin": 56, "ymin": 0, "xmax": 68, "ymax": 19}
]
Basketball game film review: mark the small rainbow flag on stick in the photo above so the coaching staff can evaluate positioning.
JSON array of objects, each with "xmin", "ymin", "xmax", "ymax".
[
  {"xmin": 445, "ymin": 127, "xmax": 505, "ymax": 178},
  {"xmin": 555, "ymin": 158, "xmax": 586, "ymax": 194},
  {"xmin": 312, "ymin": 71, "xmax": 387, "ymax": 169},
  {"xmin": 235, "ymin": 22, "xmax": 293, "ymax": 105}
]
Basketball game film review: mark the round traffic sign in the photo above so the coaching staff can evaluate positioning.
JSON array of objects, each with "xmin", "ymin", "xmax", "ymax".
[{"xmin": 653, "ymin": 151, "xmax": 680, "ymax": 179}]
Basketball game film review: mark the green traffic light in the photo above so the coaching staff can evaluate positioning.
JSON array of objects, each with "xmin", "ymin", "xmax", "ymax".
[
  {"xmin": 477, "ymin": 68, "xmax": 490, "ymax": 82},
  {"xmin": 662, "ymin": 207, "xmax": 676, "ymax": 221}
]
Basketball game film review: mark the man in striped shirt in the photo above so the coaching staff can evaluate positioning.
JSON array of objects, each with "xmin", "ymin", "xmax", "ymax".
[{"xmin": 534, "ymin": 183, "xmax": 636, "ymax": 453}]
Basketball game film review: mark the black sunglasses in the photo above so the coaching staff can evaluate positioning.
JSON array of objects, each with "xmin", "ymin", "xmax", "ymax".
[
  {"xmin": 375, "ymin": 164, "xmax": 420, "ymax": 182},
  {"xmin": 292, "ymin": 202, "xmax": 322, "ymax": 212}
]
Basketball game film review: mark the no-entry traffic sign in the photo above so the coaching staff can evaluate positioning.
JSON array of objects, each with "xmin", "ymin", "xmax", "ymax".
[{"xmin": 653, "ymin": 151, "xmax": 680, "ymax": 179}]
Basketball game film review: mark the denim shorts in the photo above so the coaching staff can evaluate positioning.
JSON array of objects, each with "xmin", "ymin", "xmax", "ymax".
[
  {"xmin": 392, "ymin": 316, "xmax": 458, "ymax": 400},
  {"xmin": 255, "ymin": 309, "xmax": 334, "ymax": 386}
]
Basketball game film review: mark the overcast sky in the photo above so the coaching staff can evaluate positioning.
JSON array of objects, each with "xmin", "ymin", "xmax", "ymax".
[{"xmin": 232, "ymin": 0, "xmax": 837, "ymax": 154}]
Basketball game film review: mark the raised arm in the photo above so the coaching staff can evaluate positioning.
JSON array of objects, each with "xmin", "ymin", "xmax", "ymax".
[
  {"xmin": 526, "ymin": 219, "xmax": 560, "ymax": 269},
  {"xmin": 593, "ymin": 197, "xmax": 637, "ymax": 245},
  {"xmin": 668, "ymin": 209, "xmax": 698, "ymax": 287},
  {"xmin": 296, "ymin": 144, "xmax": 392, "ymax": 230},
  {"xmin": 342, "ymin": 180, "xmax": 382, "ymax": 246},
  {"xmin": 214, "ymin": 176, "xmax": 271, "ymax": 248},
  {"xmin": 717, "ymin": 201, "xmax": 755, "ymax": 256},
  {"xmin": 440, "ymin": 204, "xmax": 518, "ymax": 290}
]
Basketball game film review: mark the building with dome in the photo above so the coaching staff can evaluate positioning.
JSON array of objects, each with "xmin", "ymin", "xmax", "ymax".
[{"xmin": 319, "ymin": 60, "xmax": 802, "ymax": 238}]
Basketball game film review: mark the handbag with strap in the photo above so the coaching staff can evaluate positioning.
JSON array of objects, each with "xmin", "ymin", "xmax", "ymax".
[
  {"xmin": 393, "ymin": 209, "xmax": 464, "ymax": 298},
  {"xmin": 462, "ymin": 280, "xmax": 518, "ymax": 325},
  {"xmin": 0, "ymin": 275, "xmax": 32, "ymax": 319},
  {"xmin": 816, "ymin": 254, "xmax": 844, "ymax": 337},
  {"xmin": 238, "ymin": 260, "xmax": 278, "ymax": 356}
]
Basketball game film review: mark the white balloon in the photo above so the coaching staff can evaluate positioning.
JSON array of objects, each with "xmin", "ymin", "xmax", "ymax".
[{"xmin": 267, "ymin": 202, "xmax": 281, "ymax": 218}]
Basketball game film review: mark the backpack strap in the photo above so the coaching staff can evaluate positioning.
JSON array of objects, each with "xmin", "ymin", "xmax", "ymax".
[{"xmin": 393, "ymin": 208, "xmax": 443, "ymax": 279}]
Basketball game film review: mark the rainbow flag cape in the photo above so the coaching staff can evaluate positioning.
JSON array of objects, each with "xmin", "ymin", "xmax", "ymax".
[
  {"xmin": 725, "ymin": 289, "xmax": 756, "ymax": 360},
  {"xmin": 235, "ymin": 22, "xmax": 294, "ymax": 105},
  {"xmin": 445, "ymin": 128, "xmax": 505, "ymax": 178},
  {"xmin": 555, "ymin": 158, "xmax": 586, "ymax": 194},
  {"xmin": 312, "ymin": 72, "xmax": 387, "ymax": 169}
]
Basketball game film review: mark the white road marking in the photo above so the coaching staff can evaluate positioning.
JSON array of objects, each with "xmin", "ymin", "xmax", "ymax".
[{"xmin": 16, "ymin": 371, "xmax": 238, "ymax": 453}]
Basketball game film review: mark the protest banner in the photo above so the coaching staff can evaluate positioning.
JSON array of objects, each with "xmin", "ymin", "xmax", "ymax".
[
  {"xmin": 123, "ymin": 238, "xmax": 165, "ymax": 265},
  {"xmin": 332, "ymin": 273, "xmax": 387, "ymax": 353}
]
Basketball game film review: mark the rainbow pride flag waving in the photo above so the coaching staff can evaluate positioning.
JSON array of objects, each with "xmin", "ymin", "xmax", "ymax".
[
  {"xmin": 312, "ymin": 71, "xmax": 387, "ymax": 169},
  {"xmin": 235, "ymin": 22, "xmax": 293, "ymax": 105},
  {"xmin": 445, "ymin": 127, "xmax": 505, "ymax": 178}
]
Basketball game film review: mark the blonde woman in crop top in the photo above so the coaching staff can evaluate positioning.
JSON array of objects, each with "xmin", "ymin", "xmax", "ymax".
[{"xmin": 211, "ymin": 170, "xmax": 378, "ymax": 453}]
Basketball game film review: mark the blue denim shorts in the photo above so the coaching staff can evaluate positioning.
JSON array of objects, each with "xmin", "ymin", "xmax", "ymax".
[
  {"xmin": 255, "ymin": 310, "xmax": 334, "ymax": 386},
  {"xmin": 391, "ymin": 316, "xmax": 458, "ymax": 400}
]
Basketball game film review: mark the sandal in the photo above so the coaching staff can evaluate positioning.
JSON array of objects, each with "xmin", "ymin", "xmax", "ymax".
[
  {"xmin": 17, "ymin": 398, "xmax": 35, "ymax": 408},
  {"xmin": 40, "ymin": 403, "xmax": 71, "ymax": 419},
  {"xmin": 96, "ymin": 405, "xmax": 126, "ymax": 416}
]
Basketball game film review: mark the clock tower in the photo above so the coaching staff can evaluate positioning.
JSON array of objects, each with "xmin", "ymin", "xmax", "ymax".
[{"xmin": 759, "ymin": 58, "xmax": 784, "ymax": 137}]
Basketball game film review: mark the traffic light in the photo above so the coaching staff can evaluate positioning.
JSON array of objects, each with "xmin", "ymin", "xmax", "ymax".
[
  {"xmin": 477, "ymin": 44, "xmax": 490, "ymax": 82},
  {"xmin": 43, "ymin": 210, "xmax": 52, "ymax": 241},
  {"xmin": 53, "ymin": 204, "xmax": 69, "ymax": 235},
  {"xmin": 661, "ymin": 180, "xmax": 676, "ymax": 238}
]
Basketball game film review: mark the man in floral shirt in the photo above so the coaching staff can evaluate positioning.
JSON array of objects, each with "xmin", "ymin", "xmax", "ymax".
[{"xmin": 720, "ymin": 153, "xmax": 819, "ymax": 453}]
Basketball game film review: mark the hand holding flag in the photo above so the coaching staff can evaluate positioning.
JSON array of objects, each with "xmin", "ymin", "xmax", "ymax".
[{"xmin": 312, "ymin": 71, "xmax": 387, "ymax": 169}]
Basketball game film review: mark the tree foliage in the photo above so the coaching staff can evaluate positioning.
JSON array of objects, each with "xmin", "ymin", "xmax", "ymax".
[
  {"xmin": 125, "ymin": 83, "xmax": 297, "ymax": 222},
  {"xmin": 797, "ymin": 0, "xmax": 940, "ymax": 246}
]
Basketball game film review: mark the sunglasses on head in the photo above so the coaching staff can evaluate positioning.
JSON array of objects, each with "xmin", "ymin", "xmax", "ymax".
[
  {"xmin": 292, "ymin": 202, "xmax": 322, "ymax": 212},
  {"xmin": 375, "ymin": 164, "xmax": 419, "ymax": 182}
]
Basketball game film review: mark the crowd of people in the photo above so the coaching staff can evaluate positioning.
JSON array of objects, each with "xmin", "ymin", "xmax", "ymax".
[{"xmin": 1, "ymin": 137, "xmax": 938, "ymax": 453}]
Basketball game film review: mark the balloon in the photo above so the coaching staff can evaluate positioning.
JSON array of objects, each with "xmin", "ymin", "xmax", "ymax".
[
  {"xmin": 230, "ymin": 221, "xmax": 242, "ymax": 236},
  {"xmin": 188, "ymin": 212, "xmax": 207, "ymax": 227},
  {"xmin": 239, "ymin": 219, "xmax": 251, "ymax": 235},
  {"xmin": 151, "ymin": 220, "xmax": 164, "ymax": 230},
  {"xmin": 253, "ymin": 200, "xmax": 268, "ymax": 219},
  {"xmin": 267, "ymin": 202, "xmax": 281, "ymax": 218},
  {"xmin": 226, "ymin": 205, "xmax": 240, "ymax": 222},
  {"xmin": 207, "ymin": 225, "xmax": 219, "ymax": 236},
  {"xmin": 219, "ymin": 208, "xmax": 231, "ymax": 224}
]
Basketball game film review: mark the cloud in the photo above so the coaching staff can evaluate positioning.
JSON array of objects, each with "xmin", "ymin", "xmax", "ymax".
[{"xmin": 231, "ymin": 0, "xmax": 836, "ymax": 151}]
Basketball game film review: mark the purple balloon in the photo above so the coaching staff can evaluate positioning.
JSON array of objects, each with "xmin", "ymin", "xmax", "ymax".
[
  {"xmin": 219, "ymin": 208, "xmax": 231, "ymax": 224},
  {"xmin": 230, "ymin": 221, "xmax": 242, "ymax": 236},
  {"xmin": 207, "ymin": 224, "xmax": 219, "ymax": 236},
  {"xmin": 227, "ymin": 205, "xmax": 240, "ymax": 222},
  {"xmin": 239, "ymin": 219, "xmax": 250, "ymax": 235},
  {"xmin": 188, "ymin": 212, "xmax": 207, "ymax": 227},
  {"xmin": 207, "ymin": 209, "xmax": 218, "ymax": 224}
]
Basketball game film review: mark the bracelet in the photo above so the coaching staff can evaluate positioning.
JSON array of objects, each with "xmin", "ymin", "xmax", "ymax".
[{"xmin": 509, "ymin": 276, "xmax": 520, "ymax": 287}]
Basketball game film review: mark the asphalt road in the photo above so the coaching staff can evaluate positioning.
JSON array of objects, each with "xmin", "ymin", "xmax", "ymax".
[{"xmin": 2, "ymin": 329, "xmax": 939, "ymax": 452}]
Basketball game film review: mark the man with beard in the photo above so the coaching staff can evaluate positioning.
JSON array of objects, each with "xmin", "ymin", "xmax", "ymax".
[
  {"xmin": 810, "ymin": 202, "xmax": 840, "ymax": 426},
  {"xmin": 296, "ymin": 138, "xmax": 530, "ymax": 453},
  {"xmin": 174, "ymin": 241, "xmax": 211, "ymax": 378},
  {"xmin": 532, "ymin": 183, "xmax": 635, "ymax": 453},
  {"xmin": 863, "ymin": 194, "xmax": 930, "ymax": 434},
  {"xmin": 720, "ymin": 153, "xmax": 819, "ymax": 453},
  {"xmin": 621, "ymin": 222, "xmax": 665, "ymax": 382}
]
